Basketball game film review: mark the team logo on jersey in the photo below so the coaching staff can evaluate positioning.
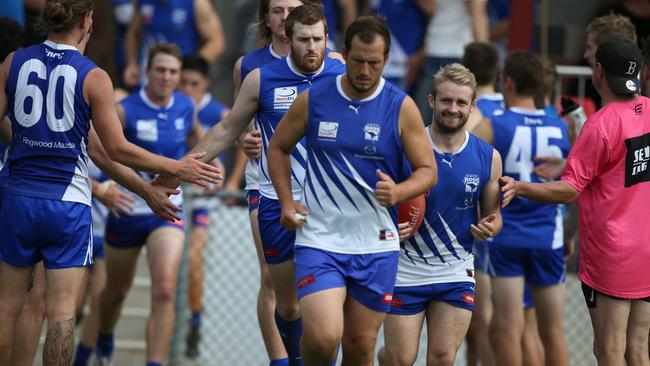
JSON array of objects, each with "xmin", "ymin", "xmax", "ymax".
[
  {"xmin": 363, "ymin": 145, "xmax": 377, "ymax": 155},
  {"xmin": 625, "ymin": 132, "xmax": 650, "ymax": 187},
  {"xmin": 136, "ymin": 119, "xmax": 158, "ymax": 142},
  {"xmin": 273, "ymin": 86, "xmax": 297, "ymax": 109},
  {"xmin": 172, "ymin": 9, "xmax": 187, "ymax": 26},
  {"xmin": 379, "ymin": 229, "xmax": 396, "ymax": 241},
  {"xmin": 175, "ymin": 118, "xmax": 185, "ymax": 130},
  {"xmin": 464, "ymin": 174, "xmax": 480, "ymax": 192},
  {"xmin": 364, "ymin": 124, "xmax": 381, "ymax": 141},
  {"xmin": 318, "ymin": 121, "xmax": 338, "ymax": 139},
  {"xmin": 140, "ymin": 4, "xmax": 154, "ymax": 23}
]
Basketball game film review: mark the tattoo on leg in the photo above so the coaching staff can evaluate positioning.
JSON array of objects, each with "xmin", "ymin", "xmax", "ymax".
[{"xmin": 43, "ymin": 318, "xmax": 74, "ymax": 366}]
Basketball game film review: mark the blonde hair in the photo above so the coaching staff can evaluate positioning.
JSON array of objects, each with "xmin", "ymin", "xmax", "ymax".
[{"xmin": 431, "ymin": 63, "xmax": 477, "ymax": 100}]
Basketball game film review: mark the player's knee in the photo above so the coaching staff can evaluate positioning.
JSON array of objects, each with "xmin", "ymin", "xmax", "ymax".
[
  {"xmin": 103, "ymin": 281, "xmax": 132, "ymax": 303},
  {"xmin": 380, "ymin": 346, "xmax": 416, "ymax": 366},
  {"xmin": 342, "ymin": 332, "xmax": 377, "ymax": 357},
  {"xmin": 152, "ymin": 280, "xmax": 176, "ymax": 305},
  {"xmin": 426, "ymin": 349, "xmax": 456, "ymax": 366},
  {"xmin": 275, "ymin": 301, "xmax": 300, "ymax": 320},
  {"xmin": 301, "ymin": 332, "xmax": 338, "ymax": 360},
  {"xmin": 24, "ymin": 293, "xmax": 47, "ymax": 320}
]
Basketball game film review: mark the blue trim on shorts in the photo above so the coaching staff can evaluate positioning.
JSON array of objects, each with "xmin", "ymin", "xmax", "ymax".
[
  {"xmin": 105, "ymin": 213, "xmax": 185, "ymax": 248},
  {"xmin": 258, "ymin": 196, "xmax": 295, "ymax": 264},
  {"xmin": 0, "ymin": 193, "xmax": 93, "ymax": 269},
  {"xmin": 390, "ymin": 282, "xmax": 476, "ymax": 315},
  {"xmin": 486, "ymin": 245, "xmax": 565, "ymax": 286},
  {"xmin": 294, "ymin": 246, "xmax": 399, "ymax": 313}
]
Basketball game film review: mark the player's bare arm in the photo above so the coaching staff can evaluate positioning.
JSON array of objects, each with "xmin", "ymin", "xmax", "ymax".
[
  {"xmin": 471, "ymin": 148, "xmax": 503, "ymax": 240},
  {"xmin": 384, "ymin": 95, "xmax": 437, "ymax": 206},
  {"xmin": 499, "ymin": 177, "xmax": 579, "ymax": 207},
  {"xmin": 123, "ymin": 0, "xmax": 143, "ymax": 87},
  {"xmin": 194, "ymin": 0, "xmax": 226, "ymax": 62},
  {"xmin": 0, "ymin": 53, "xmax": 14, "ymax": 121},
  {"xmin": 0, "ymin": 117, "xmax": 11, "ymax": 145},
  {"xmin": 472, "ymin": 117, "xmax": 494, "ymax": 144},
  {"xmin": 85, "ymin": 68, "xmax": 220, "ymax": 184},
  {"xmin": 87, "ymin": 127, "xmax": 182, "ymax": 222},
  {"xmin": 187, "ymin": 68, "xmax": 261, "ymax": 163},
  {"xmin": 267, "ymin": 90, "xmax": 309, "ymax": 230}
]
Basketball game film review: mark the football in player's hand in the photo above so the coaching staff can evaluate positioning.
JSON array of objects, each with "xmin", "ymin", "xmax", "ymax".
[{"xmin": 397, "ymin": 194, "xmax": 426, "ymax": 240}]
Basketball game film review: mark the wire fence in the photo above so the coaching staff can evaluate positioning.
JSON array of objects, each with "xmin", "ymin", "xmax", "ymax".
[{"xmin": 168, "ymin": 194, "xmax": 597, "ymax": 366}]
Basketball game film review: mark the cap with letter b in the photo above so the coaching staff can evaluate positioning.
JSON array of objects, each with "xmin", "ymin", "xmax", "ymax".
[{"xmin": 595, "ymin": 35, "xmax": 643, "ymax": 95}]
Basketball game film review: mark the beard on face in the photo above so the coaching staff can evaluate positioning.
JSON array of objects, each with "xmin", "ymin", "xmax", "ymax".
[
  {"xmin": 290, "ymin": 47, "xmax": 325, "ymax": 73},
  {"xmin": 433, "ymin": 109, "xmax": 469, "ymax": 134}
]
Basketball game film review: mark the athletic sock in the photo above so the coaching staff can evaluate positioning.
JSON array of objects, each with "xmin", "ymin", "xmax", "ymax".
[
  {"xmin": 96, "ymin": 332, "xmax": 114, "ymax": 358},
  {"xmin": 72, "ymin": 343, "xmax": 93, "ymax": 366},
  {"xmin": 274, "ymin": 310, "xmax": 303, "ymax": 366},
  {"xmin": 191, "ymin": 311, "xmax": 202, "ymax": 329},
  {"xmin": 269, "ymin": 358, "xmax": 290, "ymax": 366},
  {"xmin": 146, "ymin": 362, "xmax": 162, "ymax": 366}
]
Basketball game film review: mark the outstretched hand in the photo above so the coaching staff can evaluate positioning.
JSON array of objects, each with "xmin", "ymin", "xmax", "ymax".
[
  {"xmin": 142, "ymin": 182, "xmax": 182, "ymax": 222},
  {"xmin": 375, "ymin": 169, "xmax": 399, "ymax": 207},
  {"xmin": 174, "ymin": 151, "xmax": 223, "ymax": 187}
]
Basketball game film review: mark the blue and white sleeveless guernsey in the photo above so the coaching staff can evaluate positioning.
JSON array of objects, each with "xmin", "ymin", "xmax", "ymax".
[
  {"xmin": 476, "ymin": 92, "xmax": 505, "ymax": 117},
  {"xmin": 5, "ymin": 40, "xmax": 96, "ymax": 205},
  {"xmin": 257, "ymin": 55, "xmax": 345, "ymax": 200},
  {"xmin": 491, "ymin": 107, "xmax": 570, "ymax": 249},
  {"xmin": 120, "ymin": 89, "xmax": 194, "ymax": 214},
  {"xmin": 397, "ymin": 131, "xmax": 493, "ymax": 286},
  {"xmin": 136, "ymin": 0, "xmax": 198, "ymax": 77},
  {"xmin": 196, "ymin": 93, "xmax": 227, "ymax": 132},
  {"xmin": 297, "ymin": 75, "xmax": 408, "ymax": 254},
  {"xmin": 373, "ymin": 0, "xmax": 428, "ymax": 86},
  {"xmin": 241, "ymin": 45, "xmax": 283, "ymax": 191}
]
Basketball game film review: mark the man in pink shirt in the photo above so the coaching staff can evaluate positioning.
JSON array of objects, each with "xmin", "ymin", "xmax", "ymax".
[{"xmin": 501, "ymin": 35, "xmax": 650, "ymax": 366}]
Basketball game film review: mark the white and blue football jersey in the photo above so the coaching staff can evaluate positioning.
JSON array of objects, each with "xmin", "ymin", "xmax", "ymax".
[
  {"xmin": 257, "ymin": 56, "xmax": 345, "ymax": 200},
  {"xmin": 5, "ymin": 41, "xmax": 97, "ymax": 205},
  {"xmin": 240, "ymin": 45, "xmax": 283, "ymax": 192},
  {"xmin": 397, "ymin": 131, "xmax": 493, "ymax": 286},
  {"xmin": 296, "ymin": 75, "xmax": 409, "ymax": 254},
  {"xmin": 136, "ymin": 0, "xmax": 198, "ymax": 81},
  {"xmin": 120, "ymin": 89, "xmax": 194, "ymax": 214},
  {"xmin": 372, "ymin": 0, "xmax": 428, "ymax": 83},
  {"xmin": 492, "ymin": 107, "xmax": 570, "ymax": 249},
  {"xmin": 476, "ymin": 93, "xmax": 505, "ymax": 117}
]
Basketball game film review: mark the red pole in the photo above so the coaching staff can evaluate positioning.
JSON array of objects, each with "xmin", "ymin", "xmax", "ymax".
[{"xmin": 508, "ymin": 0, "xmax": 535, "ymax": 51}]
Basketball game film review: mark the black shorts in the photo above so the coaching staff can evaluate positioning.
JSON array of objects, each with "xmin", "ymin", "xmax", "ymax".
[{"xmin": 581, "ymin": 282, "xmax": 650, "ymax": 308}]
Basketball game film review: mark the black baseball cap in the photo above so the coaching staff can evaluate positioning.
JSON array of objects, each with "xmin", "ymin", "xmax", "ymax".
[{"xmin": 595, "ymin": 35, "xmax": 643, "ymax": 95}]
